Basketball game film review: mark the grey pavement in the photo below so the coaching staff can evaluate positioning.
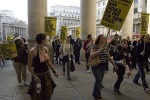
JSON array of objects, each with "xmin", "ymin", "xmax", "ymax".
[{"xmin": 0, "ymin": 60, "xmax": 150, "ymax": 100}]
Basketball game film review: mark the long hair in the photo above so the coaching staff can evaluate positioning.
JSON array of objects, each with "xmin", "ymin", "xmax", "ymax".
[{"xmin": 94, "ymin": 34, "xmax": 103, "ymax": 45}]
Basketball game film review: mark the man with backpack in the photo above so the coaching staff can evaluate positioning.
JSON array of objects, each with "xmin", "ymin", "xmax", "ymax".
[{"xmin": 83, "ymin": 34, "xmax": 92, "ymax": 73}]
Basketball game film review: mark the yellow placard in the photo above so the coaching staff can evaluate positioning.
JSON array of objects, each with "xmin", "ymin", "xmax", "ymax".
[
  {"xmin": 60, "ymin": 26, "xmax": 68, "ymax": 43},
  {"xmin": 100, "ymin": 0, "xmax": 133, "ymax": 31},
  {"xmin": 140, "ymin": 13, "xmax": 149, "ymax": 35},
  {"xmin": 44, "ymin": 17, "xmax": 57, "ymax": 37},
  {"xmin": 75, "ymin": 27, "xmax": 81, "ymax": 38},
  {"xmin": 7, "ymin": 35, "xmax": 14, "ymax": 42},
  {"xmin": 0, "ymin": 43, "xmax": 18, "ymax": 58}
]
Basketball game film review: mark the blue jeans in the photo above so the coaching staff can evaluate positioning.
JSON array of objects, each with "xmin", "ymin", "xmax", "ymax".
[
  {"xmin": 133, "ymin": 63, "xmax": 149, "ymax": 89},
  {"xmin": 92, "ymin": 63, "xmax": 107, "ymax": 98}
]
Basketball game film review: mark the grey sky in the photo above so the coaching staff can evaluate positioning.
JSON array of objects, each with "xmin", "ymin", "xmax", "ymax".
[{"xmin": 0, "ymin": 0, "xmax": 80, "ymax": 22}]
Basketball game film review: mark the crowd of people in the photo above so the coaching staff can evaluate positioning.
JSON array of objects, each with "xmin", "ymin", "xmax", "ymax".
[{"xmin": 1, "ymin": 32, "xmax": 150, "ymax": 100}]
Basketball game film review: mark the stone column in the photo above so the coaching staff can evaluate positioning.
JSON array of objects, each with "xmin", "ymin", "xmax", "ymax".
[
  {"xmin": 80, "ymin": 0, "xmax": 96, "ymax": 40},
  {"xmin": 120, "ymin": 2, "xmax": 134, "ymax": 39},
  {"xmin": 0, "ymin": 15, "xmax": 3, "ymax": 40},
  {"xmin": 28, "ymin": 0, "xmax": 47, "ymax": 43}
]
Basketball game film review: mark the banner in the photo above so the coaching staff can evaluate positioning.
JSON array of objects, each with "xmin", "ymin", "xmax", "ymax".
[
  {"xmin": 7, "ymin": 35, "xmax": 14, "ymax": 42},
  {"xmin": 75, "ymin": 27, "xmax": 81, "ymax": 38},
  {"xmin": 0, "ymin": 43, "xmax": 18, "ymax": 58},
  {"xmin": 140, "ymin": 13, "xmax": 149, "ymax": 35},
  {"xmin": 100, "ymin": 0, "xmax": 133, "ymax": 31},
  {"xmin": 44, "ymin": 17, "xmax": 57, "ymax": 37},
  {"xmin": 60, "ymin": 26, "xmax": 68, "ymax": 43}
]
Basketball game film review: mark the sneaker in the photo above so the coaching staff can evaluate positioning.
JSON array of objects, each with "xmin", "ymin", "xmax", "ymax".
[
  {"xmin": 68, "ymin": 77, "xmax": 72, "ymax": 81},
  {"xmin": 87, "ymin": 70, "xmax": 91, "ymax": 73},
  {"xmin": 23, "ymin": 82, "xmax": 29, "ymax": 86},
  {"xmin": 18, "ymin": 83, "xmax": 23, "ymax": 87},
  {"xmin": 101, "ymin": 84, "xmax": 104, "ymax": 88},
  {"xmin": 114, "ymin": 89, "xmax": 123, "ymax": 95},
  {"xmin": 128, "ymin": 76, "xmax": 132, "ymax": 79},
  {"xmin": 63, "ymin": 72, "xmax": 65, "ymax": 75},
  {"xmin": 146, "ymin": 71, "xmax": 150, "ymax": 74},
  {"xmin": 99, "ymin": 96, "xmax": 103, "ymax": 99},
  {"xmin": 133, "ymin": 80, "xmax": 141, "ymax": 85},
  {"xmin": 93, "ymin": 97, "xmax": 100, "ymax": 100},
  {"xmin": 144, "ymin": 88, "xmax": 150, "ymax": 93}
]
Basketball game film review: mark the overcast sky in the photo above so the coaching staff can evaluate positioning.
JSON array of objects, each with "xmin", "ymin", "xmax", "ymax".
[{"xmin": 0, "ymin": 0, "xmax": 80, "ymax": 22}]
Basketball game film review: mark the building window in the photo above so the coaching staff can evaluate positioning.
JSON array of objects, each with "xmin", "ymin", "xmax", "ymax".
[
  {"xmin": 103, "ymin": 2, "xmax": 105, "ymax": 5},
  {"xmin": 133, "ymin": 25, "xmax": 136, "ymax": 32},
  {"xmin": 134, "ymin": 8, "xmax": 138, "ymax": 13},
  {"xmin": 134, "ymin": 0, "xmax": 138, "ymax": 4},
  {"xmin": 98, "ymin": 3, "xmax": 101, "ymax": 7},
  {"xmin": 98, "ymin": 9, "xmax": 101, "ymax": 15}
]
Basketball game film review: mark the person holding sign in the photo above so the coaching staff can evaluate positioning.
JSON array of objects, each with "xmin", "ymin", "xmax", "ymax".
[{"xmin": 90, "ymin": 34, "xmax": 118, "ymax": 100}]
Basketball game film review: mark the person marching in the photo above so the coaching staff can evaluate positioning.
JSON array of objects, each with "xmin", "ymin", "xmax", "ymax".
[
  {"xmin": 90, "ymin": 34, "xmax": 118, "ymax": 100},
  {"xmin": 113, "ymin": 39, "xmax": 132, "ymax": 94},
  {"xmin": 28, "ymin": 33, "xmax": 58, "ymax": 100},
  {"xmin": 133, "ymin": 35, "xmax": 150, "ymax": 93}
]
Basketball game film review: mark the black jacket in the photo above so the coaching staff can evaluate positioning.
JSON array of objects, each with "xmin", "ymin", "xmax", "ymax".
[
  {"xmin": 135, "ymin": 40, "xmax": 149, "ymax": 63},
  {"xmin": 113, "ymin": 45, "xmax": 132, "ymax": 69}
]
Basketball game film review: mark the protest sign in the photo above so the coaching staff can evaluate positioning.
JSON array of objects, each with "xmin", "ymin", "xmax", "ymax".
[
  {"xmin": 140, "ymin": 12, "xmax": 149, "ymax": 35},
  {"xmin": 0, "ymin": 43, "xmax": 17, "ymax": 58},
  {"xmin": 75, "ymin": 27, "xmax": 81, "ymax": 38},
  {"xmin": 60, "ymin": 26, "xmax": 68, "ymax": 43},
  {"xmin": 44, "ymin": 17, "xmax": 57, "ymax": 36},
  {"xmin": 100, "ymin": 0, "xmax": 133, "ymax": 31},
  {"xmin": 7, "ymin": 35, "xmax": 14, "ymax": 42}
]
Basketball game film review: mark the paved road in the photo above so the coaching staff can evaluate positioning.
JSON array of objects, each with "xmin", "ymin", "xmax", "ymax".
[{"xmin": 0, "ymin": 60, "xmax": 150, "ymax": 100}]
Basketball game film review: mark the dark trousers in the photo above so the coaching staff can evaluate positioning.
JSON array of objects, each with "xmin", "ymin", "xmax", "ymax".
[
  {"xmin": 145, "ymin": 62, "xmax": 150, "ymax": 72},
  {"xmin": 114, "ymin": 63, "xmax": 125, "ymax": 90},
  {"xmin": 75, "ymin": 52, "xmax": 80, "ymax": 63},
  {"xmin": 85, "ymin": 52, "xmax": 90, "ymax": 70},
  {"xmin": 132, "ymin": 57, "xmax": 137, "ymax": 69},
  {"xmin": 133, "ymin": 63, "xmax": 149, "ymax": 89}
]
